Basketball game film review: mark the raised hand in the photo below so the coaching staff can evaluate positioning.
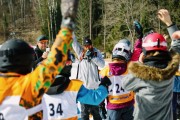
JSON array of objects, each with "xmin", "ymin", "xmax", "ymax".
[{"xmin": 158, "ymin": 9, "xmax": 172, "ymax": 26}]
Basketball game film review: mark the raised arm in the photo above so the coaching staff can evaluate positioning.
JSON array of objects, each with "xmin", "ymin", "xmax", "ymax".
[
  {"xmin": 77, "ymin": 76, "xmax": 111, "ymax": 105},
  {"xmin": 158, "ymin": 9, "xmax": 178, "ymax": 40},
  {"xmin": 72, "ymin": 33, "xmax": 84, "ymax": 59},
  {"xmin": 131, "ymin": 21, "xmax": 143, "ymax": 61},
  {"xmin": 158, "ymin": 9, "xmax": 179, "ymax": 52},
  {"xmin": 21, "ymin": 0, "xmax": 80, "ymax": 107}
]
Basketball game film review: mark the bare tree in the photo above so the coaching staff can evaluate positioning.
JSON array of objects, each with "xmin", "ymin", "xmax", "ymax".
[
  {"xmin": 37, "ymin": 0, "xmax": 44, "ymax": 26},
  {"xmin": 76, "ymin": 0, "xmax": 90, "ymax": 43},
  {"xmin": 8, "ymin": 0, "xmax": 15, "ymax": 27}
]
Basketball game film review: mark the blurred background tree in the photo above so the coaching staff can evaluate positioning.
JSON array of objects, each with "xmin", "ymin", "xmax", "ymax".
[{"xmin": 0, "ymin": 0, "xmax": 179, "ymax": 56}]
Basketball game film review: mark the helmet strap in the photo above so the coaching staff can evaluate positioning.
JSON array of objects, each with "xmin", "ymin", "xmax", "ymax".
[{"xmin": 142, "ymin": 47, "xmax": 147, "ymax": 56}]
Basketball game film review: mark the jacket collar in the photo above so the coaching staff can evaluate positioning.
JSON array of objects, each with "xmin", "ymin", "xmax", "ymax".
[{"xmin": 128, "ymin": 52, "xmax": 180, "ymax": 81}]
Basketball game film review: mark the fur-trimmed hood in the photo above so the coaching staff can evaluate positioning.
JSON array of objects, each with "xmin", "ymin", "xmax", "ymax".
[{"xmin": 128, "ymin": 52, "xmax": 180, "ymax": 81}]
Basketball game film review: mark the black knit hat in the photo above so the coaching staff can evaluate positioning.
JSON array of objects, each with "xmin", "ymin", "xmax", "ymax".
[
  {"xmin": 37, "ymin": 35, "xmax": 48, "ymax": 42},
  {"xmin": 83, "ymin": 38, "xmax": 92, "ymax": 46}
]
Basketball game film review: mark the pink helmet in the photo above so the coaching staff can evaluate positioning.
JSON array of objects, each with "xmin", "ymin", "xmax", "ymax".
[{"xmin": 142, "ymin": 33, "xmax": 167, "ymax": 51}]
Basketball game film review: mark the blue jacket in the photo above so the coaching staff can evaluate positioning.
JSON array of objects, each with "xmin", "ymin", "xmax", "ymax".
[{"xmin": 77, "ymin": 84, "xmax": 108, "ymax": 105}]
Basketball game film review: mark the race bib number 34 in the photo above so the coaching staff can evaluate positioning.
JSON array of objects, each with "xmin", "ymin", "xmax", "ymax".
[{"xmin": 49, "ymin": 103, "xmax": 63, "ymax": 116}]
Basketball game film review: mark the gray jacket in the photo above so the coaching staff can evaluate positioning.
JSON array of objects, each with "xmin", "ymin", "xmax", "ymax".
[
  {"xmin": 122, "ymin": 26, "xmax": 180, "ymax": 120},
  {"xmin": 72, "ymin": 37, "xmax": 105, "ymax": 89},
  {"xmin": 122, "ymin": 52, "xmax": 179, "ymax": 120},
  {"xmin": 167, "ymin": 24, "xmax": 178, "ymax": 40}
]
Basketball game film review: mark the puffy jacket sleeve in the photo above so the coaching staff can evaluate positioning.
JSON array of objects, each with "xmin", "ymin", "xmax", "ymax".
[
  {"xmin": 121, "ymin": 74, "xmax": 142, "ymax": 92},
  {"xmin": 91, "ymin": 49, "xmax": 105, "ymax": 68},
  {"xmin": 77, "ymin": 85, "xmax": 108, "ymax": 105},
  {"xmin": 167, "ymin": 24, "xmax": 179, "ymax": 40},
  {"xmin": 72, "ymin": 34, "xmax": 84, "ymax": 59},
  {"xmin": 130, "ymin": 38, "xmax": 142, "ymax": 61}
]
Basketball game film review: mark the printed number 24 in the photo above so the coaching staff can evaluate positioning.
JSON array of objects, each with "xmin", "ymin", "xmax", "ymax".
[
  {"xmin": 116, "ymin": 84, "xmax": 125, "ymax": 93},
  {"xmin": 49, "ymin": 103, "xmax": 63, "ymax": 116}
]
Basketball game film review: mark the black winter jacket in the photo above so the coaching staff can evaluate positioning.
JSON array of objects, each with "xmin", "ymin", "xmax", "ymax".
[{"xmin": 33, "ymin": 46, "xmax": 44, "ymax": 68}]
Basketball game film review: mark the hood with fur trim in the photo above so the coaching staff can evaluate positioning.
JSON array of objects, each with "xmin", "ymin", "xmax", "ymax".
[{"xmin": 128, "ymin": 51, "xmax": 180, "ymax": 82}]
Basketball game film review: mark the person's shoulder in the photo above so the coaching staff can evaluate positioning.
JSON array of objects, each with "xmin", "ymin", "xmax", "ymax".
[
  {"xmin": 93, "ymin": 47, "xmax": 99, "ymax": 51},
  {"xmin": 65, "ymin": 79, "xmax": 83, "ymax": 91},
  {"xmin": 70, "ymin": 79, "xmax": 83, "ymax": 85},
  {"xmin": 34, "ymin": 47, "xmax": 42, "ymax": 53},
  {"xmin": 34, "ymin": 46, "xmax": 39, "ymax": 51},
  {"xmin": 93, "ymin": 47, "xmax": 101, "ymax": 53},
  {"xmin": 99, "ymin": 65, "xmax": 110, "ymax": 76}
]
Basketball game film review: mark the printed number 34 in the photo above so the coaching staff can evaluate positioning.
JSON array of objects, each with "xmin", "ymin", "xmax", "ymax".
[{"xmin": 49, "ymin": 103, "xmax": 63, "ymax": 116}]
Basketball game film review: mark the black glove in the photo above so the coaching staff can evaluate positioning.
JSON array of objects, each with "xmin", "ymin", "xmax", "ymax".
[
  {"xmin": 133, "ymin": 20, "xmax": 143, "ymax": 39},
  {"xmin": 99, "ymin": 102, "xmax": 107, "ymax": 119},
  {"xmin": 99, "ymin": 76, "xmax": 111, "ymax": 87}
]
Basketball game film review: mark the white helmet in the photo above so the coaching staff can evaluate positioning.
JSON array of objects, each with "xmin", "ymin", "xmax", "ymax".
[{"xmin": 112, "ymin": 39, "xmax": 131, "ymax": 61}]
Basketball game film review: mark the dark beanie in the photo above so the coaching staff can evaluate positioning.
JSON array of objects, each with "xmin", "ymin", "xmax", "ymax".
[
  {"xmin": 83, "ymin": 38, "xmax": 92, "ymax": 45},
  {"xmin": 37, "ymin": 35, "xmax": 48, "ymax": 42}
]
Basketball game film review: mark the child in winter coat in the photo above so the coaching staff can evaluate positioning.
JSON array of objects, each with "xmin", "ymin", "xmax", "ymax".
[
  {"xmin": 158, "ymin": 9, "xmax": 180, "ymax": 120},
  {"xmin": 99, "ymin": 21, "xmax": 143, "ymax": 120},
  {"xmin": 28, "ymin": 51, "xmax": 111, "ymax": 120},
  {"xmin": 0, "ymin": 0, "xmax": 79, "ymax": 119},
  {"xmin": 122, "ymin": 32, "xmax": 180, "ymax": 120}
]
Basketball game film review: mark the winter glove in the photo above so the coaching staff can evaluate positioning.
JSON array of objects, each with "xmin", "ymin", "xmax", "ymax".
[
  {"xmin": 61, "ymin": 0, "xmax": 79, "ymax": 30},
  {"xmin": 133, "ymin": 20, "xmax": 143, "ymax": 39},
  {"xmin": 99, "ymin": 76, "xmax": 111, "ymax": 88},
  {"xmin": 99, "ymin": 102, "xmax": 107, "ymax": 119}
]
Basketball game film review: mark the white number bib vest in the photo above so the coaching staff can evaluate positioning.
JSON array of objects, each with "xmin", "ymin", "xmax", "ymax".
[
  {"xmin": 0, "ymin": 96, "xmax": 28, "ymax": 120},
  {"xmin": 42, "ymin": 80, "xmax": 82, "ymax": 120},
  {"xmin": 42, "ymin": 92, "xmax": 78, "ymax": 120},
  {"xmin": 108, "ymin": 75, "xmax": 134, "ymax": 104}
]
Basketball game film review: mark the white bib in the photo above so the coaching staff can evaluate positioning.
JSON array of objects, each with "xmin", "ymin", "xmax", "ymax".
[
  {"xmin": 108, "ymin": 75, "xmax": 130, "ymax": 96},
  {"xmin": 42, "ymin": 91, "xmax": 78, "ymax": 120},
  {"xmin": 0, "ymin": 96, "xmax": 28, "ymax": 120}
]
